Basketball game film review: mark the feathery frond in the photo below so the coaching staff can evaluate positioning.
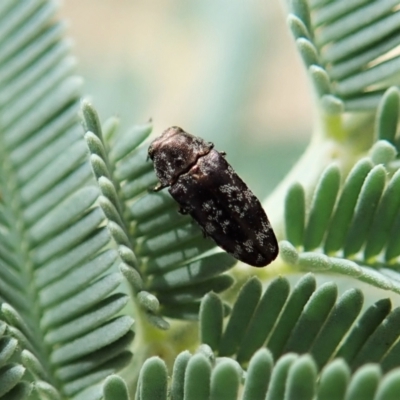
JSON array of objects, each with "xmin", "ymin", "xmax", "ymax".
[
  {"xmin": 288, "ymin": 0, "xmax": 400, "ymax": 112},
  {"xmin": 0, "ymin": 2, "xmax": 133, "ymax": 398},
  {"xmin": 281, "ymin": 130, "xmax": 400, "ymax": 293},
  {"xmin": 200, "ymin": 275, "xmax": 400, "ymax": 372},
  {"xmin": 133, "ymin": 276, "xmax": 400, "ymax": 399}
]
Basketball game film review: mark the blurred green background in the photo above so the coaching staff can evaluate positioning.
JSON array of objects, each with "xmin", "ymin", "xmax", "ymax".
[{"xmin": 61, "ymin": 0, "xmax": 312, "ymax": 199}]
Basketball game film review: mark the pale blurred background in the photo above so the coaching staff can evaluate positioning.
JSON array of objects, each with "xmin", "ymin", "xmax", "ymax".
[{"xmin": 61, "ymin": 0, "xmax": 312, "ymax": 198}]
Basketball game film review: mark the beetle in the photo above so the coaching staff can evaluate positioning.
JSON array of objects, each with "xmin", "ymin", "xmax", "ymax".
[{"xmin": 148, "ymin": 127, "xmax": 278, "ymax": 267}]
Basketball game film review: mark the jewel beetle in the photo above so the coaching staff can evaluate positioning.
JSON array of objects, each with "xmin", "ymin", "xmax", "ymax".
[{"xmin": 148, "ymin": 127, "xmax": 278, "ymax": 267}]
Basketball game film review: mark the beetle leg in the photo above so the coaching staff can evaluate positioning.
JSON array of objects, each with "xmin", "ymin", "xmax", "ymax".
[{"xmin": 151, "ymin": 182, "xmax": 167, "ymax": 192}]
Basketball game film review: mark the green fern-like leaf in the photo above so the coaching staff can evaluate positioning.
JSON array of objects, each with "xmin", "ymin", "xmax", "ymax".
[
  {"xmin": 288, "ymin": 0, "xmax": 400, "ymax": 112},
  {"xmin": 133, "ymin": 278, "xmax": 400, "ymax": 399},
  {"xmin": 281, "ymin": 132, "xmax": 400, "ymax": 293},
  {"xmin": 199, "ymin": 275, "xmax": 400, "ymax": 373},
  {"xmin": 0, "ymin": 2, "xmax": 134, "ymax": 398}
]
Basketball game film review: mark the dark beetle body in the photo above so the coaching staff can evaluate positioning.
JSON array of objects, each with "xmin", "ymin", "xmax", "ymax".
[{"xmin": 148, "ymin": 127, "xmax": 278, "ymax": 267}]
